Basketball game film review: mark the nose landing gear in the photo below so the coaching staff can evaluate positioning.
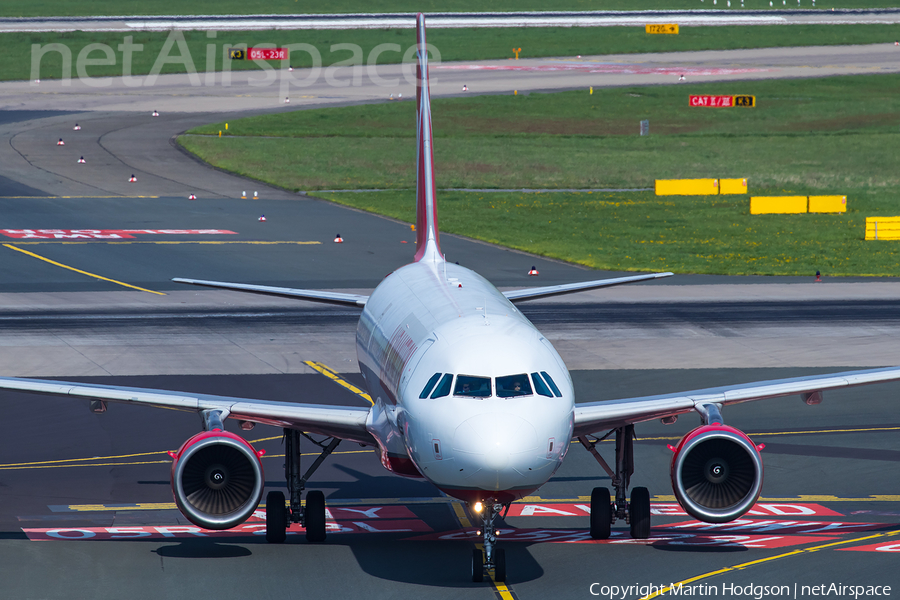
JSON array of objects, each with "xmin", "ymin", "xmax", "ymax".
[{"xmin": 471, "ymin": 500, "xmax": 508, "ymax": 583}]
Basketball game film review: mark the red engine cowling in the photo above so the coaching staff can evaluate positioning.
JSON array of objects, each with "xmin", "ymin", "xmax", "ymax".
[
  {"xmin": 170, "ymin": 431, "xmax": 265, "ymax": 530},
  {"xmin": 670, "ymin": 424, "xmax": 763, "ymax": 523}
]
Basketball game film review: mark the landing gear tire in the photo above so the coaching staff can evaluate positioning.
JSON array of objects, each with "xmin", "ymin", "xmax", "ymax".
[
  {"xmin": 494, "ymin": 548, "xmax": 507, "ymax": 582},
  {"xmin": 590, "ymin": 487, "xmax": 612, "ymax": 540},
  {"xmin": 265, "ymin": 491, "xmax": 287, "ymax": 543},
  {"xmin": 304, "ymin": 490, "xmax": 327, "ymax": 543},
  {"xmin": 472, "ymin": 548, "xmax": 484, "ymax": 583},
  {"xmin": 629, "ymin": 486, "xmax": 651, "ymax": 539}
]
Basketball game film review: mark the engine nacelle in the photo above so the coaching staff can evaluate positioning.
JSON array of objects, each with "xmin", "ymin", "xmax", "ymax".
[
  {"xmin": 670, "ymin": 424, "xmax": 763, "ymax": 523},
  {"xmin": 170, "ymin": 431, "xmax": 265, "ymax": 530}
]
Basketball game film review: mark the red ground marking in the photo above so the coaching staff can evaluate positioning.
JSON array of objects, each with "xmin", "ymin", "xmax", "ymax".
[
  {"xmin": 406, "ymin": 528, "xmax": 835, "ymax": 548},
  {"xmin": 664, "ymin": 519, "xmax": 885, "ymax": 536},
  {"xmin": 506, "ymin": 503, "xmax": 841, "ymax": 518},
  {"xmin": 1, "ymin": 229, "xmax": 238, "ymax": 239},
  {"xmin": 23, "ymin": 517, "xmax": 431, "ymax": 541},
  {"xmin": 839, "ymin": 541, "xmax": 900, "ymax": 553}
]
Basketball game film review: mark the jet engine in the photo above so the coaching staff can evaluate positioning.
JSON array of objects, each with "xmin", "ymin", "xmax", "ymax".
[
  {"xmin": 670, "ymin": 423, "xmax": 763, "ymax": 523},
  {"xmin": 170, "ymin": 431, "xmax": 265, "ymax": 530}
]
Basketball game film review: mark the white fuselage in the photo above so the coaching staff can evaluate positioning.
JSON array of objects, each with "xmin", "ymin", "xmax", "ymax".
[{"xmin": 356, "ymin": 259, "xmax": 575, "ymax": 504}]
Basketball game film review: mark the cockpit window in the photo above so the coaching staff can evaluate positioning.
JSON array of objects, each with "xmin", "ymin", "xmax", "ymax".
[
  {"xmin": 454, "ymin": 375, "xmax": 491, "ymax": 397},
  {"xmin": 496, "ymin": 374, "xmax": 532, "ymax": 398},
  {"xmin": 419, "ymin": 373, "xmax": 443, "ymax": 399},
  {"xmin": 530, "ymin": 372, "xmax": 553, "ymax": 397},
  {"xmin": 540, "ymin": 371, "xmax": 563, "ymax": 397},
  {"xmin": 430, "ymin": 374, "xmax": 453, "ymax": 399}
]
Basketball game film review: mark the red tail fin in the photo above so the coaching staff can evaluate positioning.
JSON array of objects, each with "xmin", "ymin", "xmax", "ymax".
[{"xmin": 413, "ymin": 13, "xmax": 442, "ymax": 263}]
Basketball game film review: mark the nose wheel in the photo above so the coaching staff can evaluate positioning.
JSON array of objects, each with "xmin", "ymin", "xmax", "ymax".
[{"xmin": 471, "ymin": 501, "xmax": 507, "ymax": 583}]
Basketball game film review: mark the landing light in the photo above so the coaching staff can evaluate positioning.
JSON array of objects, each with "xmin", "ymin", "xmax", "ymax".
[{"xmin": 473, "ymin": 501, "xmax": 483, "ymax": 513}]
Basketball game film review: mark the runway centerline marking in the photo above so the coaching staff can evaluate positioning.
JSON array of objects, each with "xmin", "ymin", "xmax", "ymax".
[{"xmin": 2, "ymin": 244, "xmax": 165, "ymax": 295}]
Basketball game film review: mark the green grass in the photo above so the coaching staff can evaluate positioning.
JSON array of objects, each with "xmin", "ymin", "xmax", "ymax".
[
  {"xmin": 313, "ymin": 189, "xmax": 899, "ymax": 277},
  {"xmin": 181, "ymin": 73, "xmax": 900, "ymax": 191},
  {"xmin": 3, "ymin": 0, "xmax": 898, "ymax": 17},
  {"xmin": 16, "ymin": 24, "xmax": 900, "ymax": 82},
  {"xmin": 179, "ymin": 73, "xmax": 900, "ymax": 276}
]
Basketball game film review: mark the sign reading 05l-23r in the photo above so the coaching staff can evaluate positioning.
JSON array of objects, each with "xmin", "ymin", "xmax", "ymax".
[{"xmin": 228, "ymin": 48, "xmax": 289, "ymax": 60}]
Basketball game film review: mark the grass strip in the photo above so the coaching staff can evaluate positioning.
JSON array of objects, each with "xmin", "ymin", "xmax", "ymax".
[
  {"xmin": 16, "ymin": 24, "xmax": 900, "ymax": 82},
  {"xmin": 315, "ymin": 189, "xmax": 900, "ymax": 277}
]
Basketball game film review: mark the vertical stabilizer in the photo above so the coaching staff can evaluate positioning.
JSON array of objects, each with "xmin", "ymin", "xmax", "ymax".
[{"xmin": 413, "ymin": 13, "xmax": 443, "ymax": 263}]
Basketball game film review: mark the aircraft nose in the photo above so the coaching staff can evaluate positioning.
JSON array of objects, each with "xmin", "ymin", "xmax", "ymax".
[{"xmin": 453, "ymin": 413, "xmax": 539, "ymax": 485}]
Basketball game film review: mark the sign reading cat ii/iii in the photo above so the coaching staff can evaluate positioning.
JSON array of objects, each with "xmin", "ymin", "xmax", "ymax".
[{"xmin": 645, "ymin": 24, "xmax": 679, "ymax": 34}]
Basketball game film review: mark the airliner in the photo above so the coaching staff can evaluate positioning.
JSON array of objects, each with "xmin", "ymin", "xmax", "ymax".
[{"xmin": 3, "ymin": 14, "xmax": 900, "ymax": 584}]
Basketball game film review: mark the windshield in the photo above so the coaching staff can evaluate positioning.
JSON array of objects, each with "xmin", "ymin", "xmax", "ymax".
[
  {"xmin": 454, "ymin": 375, "xmax": 491, "ymax": 397},
  {"xmin": 496, "ymin": 374, "xmax": 532, "ymax": 398}
]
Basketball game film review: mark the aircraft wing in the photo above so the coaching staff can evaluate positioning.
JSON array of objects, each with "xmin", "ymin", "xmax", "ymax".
[
  {"xmin": 573, "ymin": 366, "xmax": 900, "ymax": 437},
  {"xmin": 504, "ymin": 272, "xmax": 673, "ymax": 303},
  {"xmin": 172, "ymin": 278, "xmax": 368, "ymax": 308},
  {"xmin": 0, "ymin": 377, "xmax": 375, "ymax": 445}
]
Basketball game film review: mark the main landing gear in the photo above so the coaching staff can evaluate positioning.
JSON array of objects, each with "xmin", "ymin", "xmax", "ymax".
[
  {"xmin": 266, "ymin": 428, "xmax": 340, "ymax": 543},
  {"xmin": 471, "ymin": 500, "xmax": 508, "ymax": 583},
  {"xmin": 579, "ymin": 424, "xmax": 651, "ymax": 540}
]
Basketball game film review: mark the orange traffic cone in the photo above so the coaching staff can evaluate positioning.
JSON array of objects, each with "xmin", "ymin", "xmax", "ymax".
[
  {"xmin": 73, "ymin": 124, "xmax": 81, "ymax": 131},
  {"xmin": 152, "ymin": 110, "xmax": 159, "ymax": 117},
  {"xmin": 188, "ymin": 194, "xmax": 196, "ymax": 200},
  {"xmin": 462, "ymin": 84, "xmax": 468, "ymax": 91},
  {"xmin": 57, "ymin": 138, "xmax": 65, "ymax": 146},
  {"xmin": 284, "ymin": 97, "xmax": 290, "ymax": 104},
  {"xmin": 77, "ymin": 156, "xmax": 86, "ymax": 164},
  {"xmin": 129, "ymin": 174, "xmax": 137, "ymax": 182},
  {"xmin": 528, "ymin": 266, "xmax": 539, "ymax": 276},
  {"xmin": 334, "ymin": 234, "xmax": 343, "ymax": 243},
  {"xmin": 259, "ymin": 215, "xmax": 266, "ymax": 222}
]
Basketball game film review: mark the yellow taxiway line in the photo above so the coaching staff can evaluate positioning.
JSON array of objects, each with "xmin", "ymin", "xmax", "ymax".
[
  {"xmin": 3, "ymin": 243, "xmax": 165, "ymax": 295},
  {"xmin": 304, "ymin": 361, "xmax": 373, "ymax": 406}
]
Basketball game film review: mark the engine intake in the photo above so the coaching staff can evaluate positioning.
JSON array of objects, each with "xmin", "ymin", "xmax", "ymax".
[
  {"xmin": 670, "ymin": 424, "xmax": 763, "ymax": 523},
  {"xmin": 170, "ymin": 431, "xmax": 264, "ymax": 530}
]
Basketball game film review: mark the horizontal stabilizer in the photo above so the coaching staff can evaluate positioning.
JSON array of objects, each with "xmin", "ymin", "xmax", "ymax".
[
  {"xmin": 172, "ymin": 278, "xmax": 368, "ymax": 307},
  {"xmin": 503, "ymin": 272, "xmax": 673, "ymax": 303}
]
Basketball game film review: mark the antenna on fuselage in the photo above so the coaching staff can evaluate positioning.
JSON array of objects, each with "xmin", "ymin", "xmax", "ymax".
[{"xmin": 413, "ymin": 13, "xmax": 443, "ymax": 264}]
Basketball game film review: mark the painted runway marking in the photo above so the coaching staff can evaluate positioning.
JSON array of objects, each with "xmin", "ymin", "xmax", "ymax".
[
  {"xmin": 2, "ymin": 244, "xmax": 165, "ymax": 295},
  {"xmin": 1, "ymin": 229, "xmax": 237, "ymax": 239},
  {"xmin": 506, "ymin": 502, "xmax": 842, "ymax": 518},
  {"xmin": 7, "ymin": 240, "xmax": 321, "ymax": 245},
  {"xmin": 409, "ymin": 528, "xmax": 838, "ymax": 549}
]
